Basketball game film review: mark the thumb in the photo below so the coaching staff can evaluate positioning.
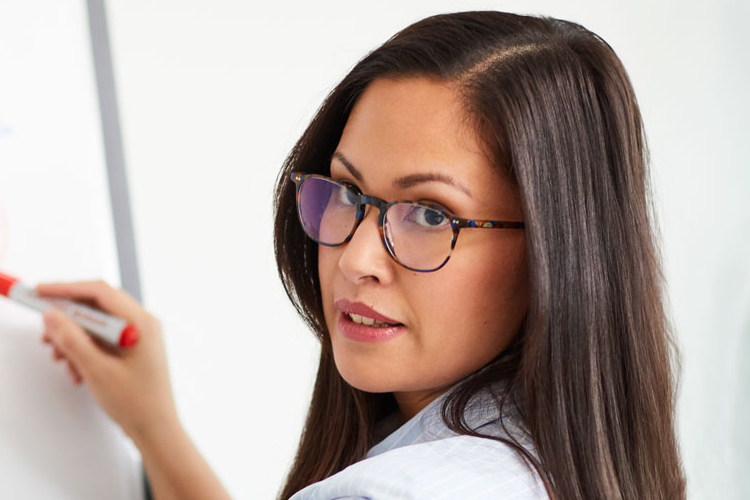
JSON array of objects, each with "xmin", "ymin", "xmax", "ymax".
[{"xmin": 43, "ymin": 309, "xmax": 111, "ymax": 379}]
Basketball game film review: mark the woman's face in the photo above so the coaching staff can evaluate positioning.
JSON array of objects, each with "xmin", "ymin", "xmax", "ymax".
[{"xmin": 318, "ymin": 77, "xmax": 529, "ymax": 419}]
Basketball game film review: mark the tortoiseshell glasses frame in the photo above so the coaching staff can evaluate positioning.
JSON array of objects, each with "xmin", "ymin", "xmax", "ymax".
[{"xmin": 290, "ymin": 172, "xmax": 525, "ymax": 272}]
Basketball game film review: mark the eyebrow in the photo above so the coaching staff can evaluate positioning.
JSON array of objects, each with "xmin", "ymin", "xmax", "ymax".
[{"xmin": 331, "ymin": 151, "xmax": 473, "ymax": 198}]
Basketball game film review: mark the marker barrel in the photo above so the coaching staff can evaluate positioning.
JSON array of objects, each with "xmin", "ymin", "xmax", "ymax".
[{"xmin": 0, "ymin": 272, "xmax": 139, "ymax": 348}]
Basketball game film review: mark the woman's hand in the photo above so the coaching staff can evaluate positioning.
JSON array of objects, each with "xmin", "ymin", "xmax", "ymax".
[
  {"xmin": 38, "ymin": 280, "xmax": 179, "ymax": 444},
  {"xmin": 39, "ymin": 280, "xmax": 233, "ymax": 500}
]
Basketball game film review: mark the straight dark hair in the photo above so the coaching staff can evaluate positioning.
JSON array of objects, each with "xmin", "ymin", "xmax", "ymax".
[{"xmin": 273, "ymin": 11, "xmax": 685, "ymax": 500}]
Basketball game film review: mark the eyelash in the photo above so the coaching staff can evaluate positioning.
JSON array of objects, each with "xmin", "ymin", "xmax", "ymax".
[
  {"xmin": 336, "ymin": 178, "xmax": 360, "ymax": 192},
  {"xmin": 418, "ymin": 199, "xmax": 452, "ymax": 213}
]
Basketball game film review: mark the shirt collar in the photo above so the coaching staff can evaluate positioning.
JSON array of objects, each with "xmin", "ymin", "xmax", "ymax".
[{"xmin": 365, "ymin": 379, "xmax": 508, "ymax": 459}]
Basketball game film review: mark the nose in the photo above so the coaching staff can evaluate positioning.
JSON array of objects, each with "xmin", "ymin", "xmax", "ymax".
[{"xmin": 337, "ymin": 205, "xmax": 396, "ymax": 285}]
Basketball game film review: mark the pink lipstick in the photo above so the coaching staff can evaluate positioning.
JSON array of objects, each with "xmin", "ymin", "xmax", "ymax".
[{"xmin": 335, "ymin": 298, "xmax": 405, "ymax": 343}]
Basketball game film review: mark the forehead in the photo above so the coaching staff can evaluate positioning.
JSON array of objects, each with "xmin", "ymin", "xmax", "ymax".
[{"xmin": 332, "ymin": 77, "xmax": 507, "ymax": 200}]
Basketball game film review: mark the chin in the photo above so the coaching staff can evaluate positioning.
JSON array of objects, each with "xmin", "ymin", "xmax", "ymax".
[
  {"xmin": 331, "ymin": 348, "xmax": 400, "ymax": 393},
  {"xmin": 334, "ymin": 359, "xmax": 389, "ymax": 393}
]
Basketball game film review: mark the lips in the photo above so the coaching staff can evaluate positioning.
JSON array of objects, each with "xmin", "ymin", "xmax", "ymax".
[
  {"xmin": 334, "ymin": 298, "xmax": 403, "ymax": 325},
  {"xmin": 337, "ymin": 312, "xmax": 405, "ymax": 342}
]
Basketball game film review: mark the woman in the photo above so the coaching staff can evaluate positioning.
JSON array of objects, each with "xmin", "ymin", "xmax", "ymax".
[{"xmin": 38, "ymin": 11, "xmax": 686, "ymax": 500}]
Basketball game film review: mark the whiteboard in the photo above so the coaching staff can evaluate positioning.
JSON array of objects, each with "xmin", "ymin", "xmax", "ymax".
[{"xmin": 0, "ymin": 0, "xmax": 144, "ymax": 498}]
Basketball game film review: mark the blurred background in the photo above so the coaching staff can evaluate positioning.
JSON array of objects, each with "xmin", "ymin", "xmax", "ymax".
[{"xmin": 4, "ymin": 0, "xmax": 750, "ymax": 499}]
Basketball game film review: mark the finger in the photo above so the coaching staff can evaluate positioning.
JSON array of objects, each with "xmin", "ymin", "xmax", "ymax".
[
  {"xmin": 67, "ymin": 361, "xmax": 83, "ymax": 385},
  {"xmin": 36, "ymin": 283, "xmax": 100, "ymax": 308},
  {"xmin": 36, "ymin": 280, "xmax": 144, "ymax": 325},
  {"xmin": 52, "ymin": 346, "xmax": 65, "ymax": 361},
  {"xmin": 43, "ymin": 309, "xmax": 112, "ymax": 379},
  {"xmin": 91, "ymin": 334, "xmax": 120, "ymax": 356}
]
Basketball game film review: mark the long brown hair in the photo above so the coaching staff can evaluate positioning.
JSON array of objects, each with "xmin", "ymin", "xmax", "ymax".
[{"xmin": 273, "ymin": 11, "xmax": 685, "ymax": 500}]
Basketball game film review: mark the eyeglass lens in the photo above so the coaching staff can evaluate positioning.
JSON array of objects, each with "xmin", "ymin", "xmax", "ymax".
[{"xmin": 297, "ymin": 176, "xmax": 454, "ymax": 270}]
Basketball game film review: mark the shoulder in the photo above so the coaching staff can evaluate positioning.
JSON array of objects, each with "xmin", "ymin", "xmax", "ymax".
[{"xmin": 291, "ymin": 434, "xmax": 550, "ymax": 500}]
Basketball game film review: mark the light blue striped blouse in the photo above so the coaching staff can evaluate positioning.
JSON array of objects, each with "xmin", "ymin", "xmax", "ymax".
[{"xmin": 290, "ymin": 384, "xmax": 550, "ymax": 500}]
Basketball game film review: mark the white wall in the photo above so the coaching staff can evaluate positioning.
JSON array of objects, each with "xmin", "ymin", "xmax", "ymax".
[{"xmin": 104, "ymin": 1, "xmax": 750, "ymax": 499}]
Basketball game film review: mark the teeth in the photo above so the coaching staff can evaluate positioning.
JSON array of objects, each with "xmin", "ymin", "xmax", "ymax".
[{"xmin": 348, "ymin": 313, "xmax": 396, "ymax": 328}]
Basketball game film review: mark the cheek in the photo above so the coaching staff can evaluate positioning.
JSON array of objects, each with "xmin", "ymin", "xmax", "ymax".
[
  {"xmin": 318, "ymin": 246, "xmax": 338, "ymax": 326},
  {"xmin": 412, "ymin": 237, "xmax": 529, "ymax": 369}
]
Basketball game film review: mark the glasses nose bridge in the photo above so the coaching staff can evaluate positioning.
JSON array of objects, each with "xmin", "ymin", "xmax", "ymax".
[
  {"xmin": 348, "ymin": 193, "xmax": 390, "ymax": 251},
  {"xmin": 356, "ymin": 194, "xmax": 389, "ymax": 223}
]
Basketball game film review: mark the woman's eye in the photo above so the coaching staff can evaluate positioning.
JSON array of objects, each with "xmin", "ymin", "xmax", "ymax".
[
  {"xmin": 336, "ymin": 185, "xmax": 358, "ymax": 206},
  {"xmin": 405, "ymin": 205, "xmax": 449, "ymax": 228}
]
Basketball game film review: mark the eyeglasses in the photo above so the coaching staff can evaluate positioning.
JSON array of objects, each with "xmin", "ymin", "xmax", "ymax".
[{"xmin": 290, "ymin": 172, "xmax": 525, "ymax": 272}]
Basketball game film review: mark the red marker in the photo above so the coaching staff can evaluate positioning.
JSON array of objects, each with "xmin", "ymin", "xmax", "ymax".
[{"xmin": 0, "ymin": 271, "xmax": 139, "ymax": 348}]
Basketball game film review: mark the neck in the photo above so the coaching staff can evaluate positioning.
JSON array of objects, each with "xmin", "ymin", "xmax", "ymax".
[{"xmin": 393, "ymin": 386, "xmax": 450, "ymax": 424}]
